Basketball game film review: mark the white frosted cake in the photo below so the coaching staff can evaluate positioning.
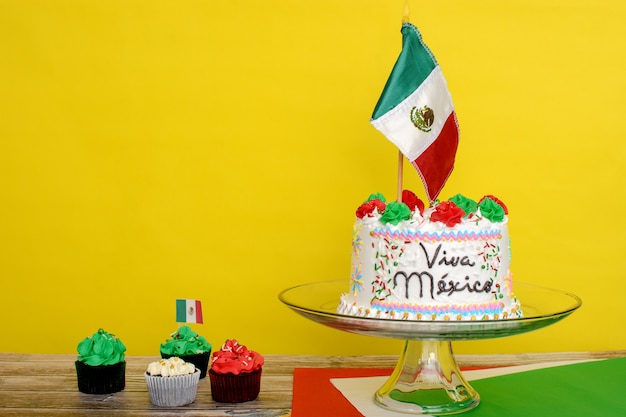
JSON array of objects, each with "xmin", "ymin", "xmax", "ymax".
[{"xmin": 338, "ymin": 191, "xmax": 523, "ymax": 321}]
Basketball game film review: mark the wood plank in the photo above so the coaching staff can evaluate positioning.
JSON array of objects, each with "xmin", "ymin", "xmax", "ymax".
[
  {"xmin": 0, "ymin": 374, "xmax": 296, "ymax": 393},
  {"xmin": 0, "ymin": 390, "xmax": 294, "ymax": 409}
]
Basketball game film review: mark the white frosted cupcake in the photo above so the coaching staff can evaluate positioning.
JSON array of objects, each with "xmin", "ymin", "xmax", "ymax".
[{"xmin": 145, "ymin": 357, "xmax": 200, "ymax": 406}]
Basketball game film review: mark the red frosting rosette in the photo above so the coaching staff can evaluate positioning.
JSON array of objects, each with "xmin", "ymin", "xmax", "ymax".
[
  {"xmin": 430, "ymin": 201, "xmax": 465, "ymax": 227},
  {"xmin": 401, "ymin": 189, "xmax": 425, "ymax": 215},
  {"xmin": 355, "ymin": 199, "xmax": 386, "ymax": 219},
  {"xmin": 210, "ymin": 339, "xmax": 264, "ymax": 375},
  {"xmin": 209, "ymin": 339, "xmax": 264, "ymax": 403}
]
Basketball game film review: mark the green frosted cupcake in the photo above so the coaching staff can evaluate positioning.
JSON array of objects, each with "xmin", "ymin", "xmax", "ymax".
[
  {"xmin": 75, "ymin": 328, "xmax": 126, "ymax": 394},
  {"xmin": 160, "ymin": 325, "xmax": 211, "ymax": 378}
]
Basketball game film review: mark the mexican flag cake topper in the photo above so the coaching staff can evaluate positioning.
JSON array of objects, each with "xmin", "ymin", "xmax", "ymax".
[
  {"xmin": 371, "ymin": 3, "xmax": 459, "ymax": 204},
  {"xmin": 176, "ymin": 299, "xmax": 203, "ymax": 324}
]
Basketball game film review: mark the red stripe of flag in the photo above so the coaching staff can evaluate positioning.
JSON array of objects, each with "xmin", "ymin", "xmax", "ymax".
[
  {"xmin": 194, "ymin": 300, "xmax": 203, "ymax": 324},
  {"xmin": 411, "ymin": 112, "xmax": 459, "ymax": 202}
]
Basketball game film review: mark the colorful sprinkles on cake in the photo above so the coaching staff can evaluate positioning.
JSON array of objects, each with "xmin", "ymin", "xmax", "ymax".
[
  {"xmin": 372, "ymin": 235, "xmax": 406, "ymax": 301},
  {"xmin": 478, "ymin": 241, "xmax": 501, "ymax": 280},
  {"xmin": 350, "ymin": 264, "xmax": 364, "ymax": 296},
  {"xmin": 352, "ymin": 224, "xmax": 363, "ymax": 257}
]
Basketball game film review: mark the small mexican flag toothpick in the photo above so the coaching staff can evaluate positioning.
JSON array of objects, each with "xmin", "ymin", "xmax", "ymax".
[{"xmin": 175, "ymin": 299, "xmax": 203, "ymax": 324}]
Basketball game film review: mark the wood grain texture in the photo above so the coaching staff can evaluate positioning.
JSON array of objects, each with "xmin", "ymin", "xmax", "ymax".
[{"xmin": 1, "ymin": 351, "xmax": 624, "ymax": 416}]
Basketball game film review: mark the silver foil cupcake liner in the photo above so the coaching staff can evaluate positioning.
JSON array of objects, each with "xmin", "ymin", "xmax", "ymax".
[{"xmin": 145, "ymin": 369, "xmax": 201, "ymax": 406}]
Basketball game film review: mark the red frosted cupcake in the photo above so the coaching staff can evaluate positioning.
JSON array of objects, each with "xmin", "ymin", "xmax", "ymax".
[{"xmin": 208, "ymin": 339, "xmax": 264, "ymax": 403}]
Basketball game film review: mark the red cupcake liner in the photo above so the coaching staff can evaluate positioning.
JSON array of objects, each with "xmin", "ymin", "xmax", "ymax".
[{"xmin": 208, "ymin": 367, "xmax": 262, "ymax": 403}]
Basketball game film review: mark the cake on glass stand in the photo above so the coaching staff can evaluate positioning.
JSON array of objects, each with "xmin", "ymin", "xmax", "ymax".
[{"xmin": 279, "ymin": 280, "xmax": 581, "ymax": 415}]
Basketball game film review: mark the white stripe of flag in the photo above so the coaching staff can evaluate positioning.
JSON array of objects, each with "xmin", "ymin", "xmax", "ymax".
[{"xmin": 371, "ymin": 66, "xmax": 455, "ymax": 162}]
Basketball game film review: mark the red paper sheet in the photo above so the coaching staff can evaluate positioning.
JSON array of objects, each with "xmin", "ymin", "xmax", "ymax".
[{"xmin": 292, "ymin": 368, "xmax": 392, "ymax": 417}]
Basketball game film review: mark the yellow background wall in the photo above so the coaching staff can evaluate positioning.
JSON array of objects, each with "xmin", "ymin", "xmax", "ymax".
[{"xmin": 1, "ymin": 0, "xmax": 624, "ymax": 356}]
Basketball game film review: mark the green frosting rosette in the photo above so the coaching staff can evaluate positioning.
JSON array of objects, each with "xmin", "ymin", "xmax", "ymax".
[
  {"xmin": 380, "ymin": 201, "xmax": 412, "ymax": 225},
  {"xmin": 77, "ymin": 328, "xmax": 126, "ymax": 366},
  {"xmin": 365, "ymin": 192, "xmax": 386, "ymax": 203},
  {"xmin": 478, "ymin": 197, "xmax": 505, "ymax": 222},
  {"xmin": 160, "ymin": 325, "xmax": 211, "ymax": 356},
  {"xmin": 448, "ymin": 194, "xmax": 477, "ymax": 218}
]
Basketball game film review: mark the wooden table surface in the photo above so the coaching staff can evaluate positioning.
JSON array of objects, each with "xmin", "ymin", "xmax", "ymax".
[{"xmin": 1, "ymin": 351, "xmax": 624, "ymax": 416}]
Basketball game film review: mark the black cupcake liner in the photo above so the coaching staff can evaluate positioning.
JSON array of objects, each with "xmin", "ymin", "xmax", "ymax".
[{"xmin": 75, "ymin": 360, "xmax": 125, "ymax": 394}]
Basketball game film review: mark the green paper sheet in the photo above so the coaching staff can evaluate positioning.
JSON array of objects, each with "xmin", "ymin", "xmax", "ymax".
[{"xmin": 465, "ymin": 357, "xmax": 626, "ymax": 416}]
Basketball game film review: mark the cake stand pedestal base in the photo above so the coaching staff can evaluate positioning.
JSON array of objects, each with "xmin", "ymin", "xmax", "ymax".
[{"xmin": 374, "ymin": 340, "xmax": 479, "ymax": 415}]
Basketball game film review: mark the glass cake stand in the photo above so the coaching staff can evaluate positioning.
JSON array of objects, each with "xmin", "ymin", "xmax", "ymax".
[{"xmin": 278, "ymin": 280, "xmax": 582, "ymax": 415}]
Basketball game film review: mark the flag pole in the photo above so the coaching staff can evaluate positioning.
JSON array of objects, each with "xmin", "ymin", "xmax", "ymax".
[
  {"xmin": 402, "ymin": 0, "xmax": 410, "ymax": 23},
  {"xmin": 397, "ymin": 150, "xmax": 404, "ymax": 202},
  {"xmin": 396, "ymin": 0, "xmax": 410, "ymax": 203}
]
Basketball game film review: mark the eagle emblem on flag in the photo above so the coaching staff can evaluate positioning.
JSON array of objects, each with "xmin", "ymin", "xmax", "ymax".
[{"xmin": 410, "ymin": 105, "xmax": 435, "ymax": 132}]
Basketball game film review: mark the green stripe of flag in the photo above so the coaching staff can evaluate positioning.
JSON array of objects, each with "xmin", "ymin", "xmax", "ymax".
[
  {"xmin": 372, "ymin": 23, "xmax": 438, "ymax": 119},
  {"xmin": 176, "ymin": 299, "xmax": 187, "ymax": 322}
]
